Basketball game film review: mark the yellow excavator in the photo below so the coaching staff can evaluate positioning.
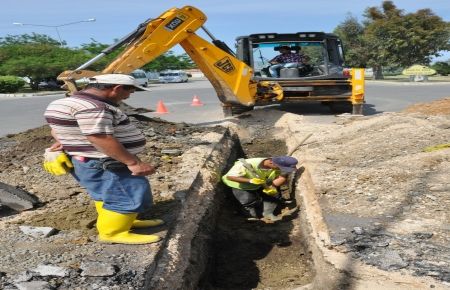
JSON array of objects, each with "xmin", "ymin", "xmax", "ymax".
[{"xmin": 58, "ymin": 5, "xmax": 364, "ymax": 116}]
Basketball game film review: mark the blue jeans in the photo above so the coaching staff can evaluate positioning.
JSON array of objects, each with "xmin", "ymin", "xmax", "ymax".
[
  {"xmin": 269, "ymin": 62, "xmax": 298, "ymax": 77},
  {"xmin": 70, "ymin": 158, "xmax": 153, "ymax": 214}
]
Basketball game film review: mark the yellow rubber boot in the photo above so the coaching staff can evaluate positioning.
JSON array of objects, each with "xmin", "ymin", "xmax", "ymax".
[
  {"xmin": 96, "ymin": 207, "xmax": 161, "ymax": 244},
  {"xmin": 94, "ymin": 201, "xmax": 164, "ymax": 228}
]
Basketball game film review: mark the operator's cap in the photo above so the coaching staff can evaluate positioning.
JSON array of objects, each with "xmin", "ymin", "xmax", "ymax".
[
  {"xmin": 272, "ymin": 156, "xmax": 298, "ymax": 173},
  {"xmin": 88, "ymin": 74, "xmax": 151, "ymax": 91}
]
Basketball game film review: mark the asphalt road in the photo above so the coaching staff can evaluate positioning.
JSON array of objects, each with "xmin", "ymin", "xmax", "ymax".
[{"xmin": 0, "ymin": 79, "xmax": 449, "ymax": 137}]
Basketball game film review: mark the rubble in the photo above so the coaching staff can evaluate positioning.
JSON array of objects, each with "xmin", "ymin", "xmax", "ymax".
[{"xmin": 294, "ymin": 98, "xmax": 450, "ymax": 288}]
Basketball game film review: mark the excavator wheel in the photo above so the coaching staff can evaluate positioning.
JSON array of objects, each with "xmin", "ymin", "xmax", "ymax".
[{"xmin": 223, "ymin": 105, "xmax": 254, "ymax": 117}]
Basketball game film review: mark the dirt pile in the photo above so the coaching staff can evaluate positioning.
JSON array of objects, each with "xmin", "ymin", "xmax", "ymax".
[
  {"xmin": 296, "ymin": 98, "xmax": 450, "ymax": 285},
  {"xmin": 403, "ymin": 97, "xmax": 450, "ymax": 115}
]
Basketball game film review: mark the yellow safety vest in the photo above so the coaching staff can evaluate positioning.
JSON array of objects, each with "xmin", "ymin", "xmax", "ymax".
[{"xmin": 222, "ymin": 158, "xmax": 280, "ymax": 190}]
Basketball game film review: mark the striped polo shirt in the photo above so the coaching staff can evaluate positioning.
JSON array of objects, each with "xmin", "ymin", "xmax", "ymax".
[{"xmin": 44, "ymin": 92, "xmax": 146, "ymax": 158}]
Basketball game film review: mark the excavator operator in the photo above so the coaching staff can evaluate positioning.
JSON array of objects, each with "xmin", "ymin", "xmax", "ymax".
[{"xmin": 269, "ymin": 46, "xmax": 307, "ymax": 78}]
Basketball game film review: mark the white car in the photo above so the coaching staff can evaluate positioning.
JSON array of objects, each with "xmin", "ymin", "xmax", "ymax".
[
  {"xmin": 158, "ymin": 71, "xmax": 189, "ymax": 83},
  {"xmin": 130, "ymin": 70, "xmax": 149, "ymax": 87}
]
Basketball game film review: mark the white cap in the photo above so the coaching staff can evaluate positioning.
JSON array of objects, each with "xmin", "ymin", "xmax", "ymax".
[{"xmin": 88, "ymin": 74, "xmax": 151, "ymax": 91}]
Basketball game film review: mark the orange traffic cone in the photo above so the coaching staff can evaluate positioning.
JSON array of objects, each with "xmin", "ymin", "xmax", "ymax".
[
  {"xmin": 191, "ymin": 95, "xmax": 204, "ymax": 106},
  {"xmin": 155, "ymin": 100, "xmax": 168, "ymax": 114}
]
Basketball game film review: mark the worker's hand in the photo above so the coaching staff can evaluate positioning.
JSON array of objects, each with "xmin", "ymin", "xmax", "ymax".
[
  {"xmin": 49, "ymin": 141, "xmax": 63, "ymax": 151},
  {"xmin": 128, "ymin": 161, "xmax": 156, "ymax": 176},
  {"xmin": 262, "ymin": 186, "xmax": 278, "ymax": 196},
  {"xmin": 249, "ymin": 178, "xmax": 266, "ymax": 185},
  {"xmin": 43, "ymin": 149, "xmax": 73, "ymax": 176}
]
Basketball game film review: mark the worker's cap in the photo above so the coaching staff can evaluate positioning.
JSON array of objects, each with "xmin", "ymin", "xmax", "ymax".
[
  {"xmin": 271, "ymin": 156, "xmax": 298, "ymax": 173},
  {"xmin": 88, "ymin": 74, "xmax": 151, "ymax": 91}
]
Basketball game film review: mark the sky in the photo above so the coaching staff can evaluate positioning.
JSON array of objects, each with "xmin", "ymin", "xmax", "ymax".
[{"xmin": 2, "ymin": 0, "xmax": 449, "ymax": 62}]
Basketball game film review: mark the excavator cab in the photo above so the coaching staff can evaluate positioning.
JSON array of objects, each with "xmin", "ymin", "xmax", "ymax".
[
  {"xmin": 237, "ymin": 33, "xmax": 346, "ymax": 79},
  {"xmin": 235, "ymin": 32, "xmax": 363, "ymax": 114}
]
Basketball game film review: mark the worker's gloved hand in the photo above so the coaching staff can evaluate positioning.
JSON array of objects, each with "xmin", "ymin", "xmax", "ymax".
[
  {"xmin": 262, "ymin": 186, "xmax": 278, "ymax": 196},
  {"xmin": 43, "ymin": 149, "xmax": 73, "ymax": 176},
  {"xmin": 249, "ymin": 178, "xmax": 266, "ymax": 185}
]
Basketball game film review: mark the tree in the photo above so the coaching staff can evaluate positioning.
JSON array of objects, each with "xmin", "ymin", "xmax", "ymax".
[
  {"xmin": 363, "ymin": 1, "xmax": 450, "ymax": 78},
  {"xmin": 78, "ymin": 39, "xmax": 195, "ymax": 72},
  {"xmin": 431, "ymin": 60, "xmax": 450, "ymax": 76},
  {"xmin": 0, "ymin": 33, "xmax": 198, "ymax": 90},
  {"xmin": 78, "ymin": 39, "xmax": 125, "ymax": 72},
  {"xmin": 333, "ymin": 14, "xmax": 369, "ymax": 68},
  {"xmin": 0, "ymin": 34, "xmax": 89, "ymax": 89},
  {"xmin": 0, "ymin": 33, "xmax": 60, "ymax": 46},
  {"xmin": 141, "ymin": 51, "xmax": 195, "ymax": 71}
]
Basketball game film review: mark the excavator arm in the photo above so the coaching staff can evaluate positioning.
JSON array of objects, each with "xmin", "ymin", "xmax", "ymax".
[{"xmin": 58, "ymin": 5, "xmax": 283, "ymax": 106}]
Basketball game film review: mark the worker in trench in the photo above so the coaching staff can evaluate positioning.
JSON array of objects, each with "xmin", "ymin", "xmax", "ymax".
[
  {"xmin": 222, "ymin": 156, "xmax": 298, "ymax": 221},
  {"xmin": 43, "ymin": 74, "xmax": 164, "ymax": 244}
]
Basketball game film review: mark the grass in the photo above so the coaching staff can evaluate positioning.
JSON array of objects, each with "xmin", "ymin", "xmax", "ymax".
[
  {"xmin": 368, "ymin": 74, "xmax": 450, "ymax": 82},
  {"xmin": 16, "ymin": 84, "xmax": 64, "ymax": 94}
]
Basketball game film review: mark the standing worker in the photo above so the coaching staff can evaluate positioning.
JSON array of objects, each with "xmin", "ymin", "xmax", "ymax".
[
  {"xmin": 222, "ymin": 156, "xmax": 298, "ymax": 221},
  {"xmin": 43, "ymin": 74, "xmax": 163, "ymax": 244}
]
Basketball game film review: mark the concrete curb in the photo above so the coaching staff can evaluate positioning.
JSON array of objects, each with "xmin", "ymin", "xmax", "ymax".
[
  {"xmin": 365, "ymin": 80, "xmax": 450, "ymax": 86},
  {"xmin": 0, "ymin": 91, "xmax": 65, "ymax": 98},
  {"xmin": 284, "ymin": 119, "xmax": 448, "ymax": 290},
  {"xmin": 144, "ymin": 129, "xmax": 239, "ymax": 290}
]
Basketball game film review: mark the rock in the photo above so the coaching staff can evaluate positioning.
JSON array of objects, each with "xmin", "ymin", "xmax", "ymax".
[
  {"xmin": 14, "ymin": 281, "xmax": 50, "ymax": 290},
  {"xmin": 366, "ymin": 196, "xmax": 378, "ymax": 202},
  {"xmin": 413, "ymin": 232, "xmax": 433, "ymax": 239},
  {"xmin": 330, "ymin": 238, "xmax": 346, "ymax": 246},
  {"xmin": 353, "ymin": 227, "xmax": 364, "ymax": 235},
  {"xmin": 12, "ymin": 271, "xmax": 33, "ymax": 283},
  {"xmin": 33, "ymin": 265, "xmax": 69, "ymax": 277},
  {"xmin": 0, "ymin": 182, "xmax": 39, "ymax": 211},
  {"xmin": 429, "ymin": 184, "xmax": 447, "ymax": 191},
  {"xmin": 80, "ymin": 261, "xmax": 116, "ymax": 277},
  {"xmin": 19, "ymin": 226, "xmax": 57, "ymax": 238},
  {"xmin": 367, "ymin": 250, "xmax": 409, "ymax": 270},
  {"xmin": 161, "ymin": 149, "xmax": 182, "ymax": 155},
  {"xmin": 376, "ymin": 241, "xmax": 389, "ymax": 247}
]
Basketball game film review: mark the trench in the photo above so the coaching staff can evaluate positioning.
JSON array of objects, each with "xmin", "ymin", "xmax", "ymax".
[
  {"xmin": 145, "ymin": 133, "xmax": 315, "ymax": 290},
  {"xmin": 197, "ymin": 139, "xmax": 314, "ymax": 290},
  {"xmin": 0, "ymin": 123, "xmax": 317, "ymax": 290}
]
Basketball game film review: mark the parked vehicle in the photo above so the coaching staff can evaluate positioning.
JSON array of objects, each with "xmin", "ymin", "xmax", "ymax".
[
  {"xmin": 38, "ymin": 79, "xmax": 62, "ymax": 90},
  {"xmin": 158, "ymin": 71, "xmax": 189, "ymax": 83},
  {"xmin": 130, "ymin": 69, "xmax": 148, "ymax": 87}
]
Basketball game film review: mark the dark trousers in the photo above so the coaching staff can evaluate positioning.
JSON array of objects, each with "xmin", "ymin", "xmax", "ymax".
[{"xmin": 231, "ymin": 188, "xmax": 280, "ymax": 218}]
